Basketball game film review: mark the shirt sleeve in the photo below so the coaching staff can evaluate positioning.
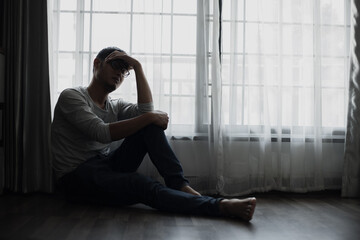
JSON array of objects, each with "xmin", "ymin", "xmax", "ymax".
[
  {"xmin": 116, "ymin": 100, "xmax": 154, "ymax": 120},
  {"xmin": 56, "ymin": 88, "xmax": 112, "ymax": 143}
]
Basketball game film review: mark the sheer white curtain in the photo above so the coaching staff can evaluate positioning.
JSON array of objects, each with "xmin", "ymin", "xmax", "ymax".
[
  {"xmin": 49, "ymin": 0, "xmax": 349, "ymax": 195},
  {"xmin": 216, "ymin": 0, "xmax": 350, "ymax": 195}
]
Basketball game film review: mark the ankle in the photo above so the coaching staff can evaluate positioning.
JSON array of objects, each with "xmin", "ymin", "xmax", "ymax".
[{"xmin": 219, "ymin": 199, "xmax": 230, "ymax": 216}]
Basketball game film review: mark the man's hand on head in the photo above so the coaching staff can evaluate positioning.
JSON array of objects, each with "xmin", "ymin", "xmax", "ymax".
[
  {"xmin": 105, "ymin": 51, "xmax": 140, "ymax": 71},
  {"xmin": 103, "ymin": 49, "xmax": 152, "ymax": 105}
]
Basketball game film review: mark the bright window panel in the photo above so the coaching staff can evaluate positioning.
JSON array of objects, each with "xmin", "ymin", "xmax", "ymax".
[
  {"xmin": 173, "ymin": 16, "xmax": 197, "ymax": 55},
  {"xmin": 322, "ymin": 88, "xmax": 346, "ymax": 127},
  {"xmin": 321, "ymin": 58, "xmax": 346, "ymax": 88},
  {"xmin": 133, "ymin": 0, "xmax": 171, "ymax": 13},
  {"xmin": 222, "ymin": 21, "xmax": 244, "ymax": 54},
  {"xmin": 321, "ymin": 26, "xmax": 346, "ymax": 57},
  {"xmin": 132, "ymin": 15, "xmax": 171, "ymax": 54},
  {"xmin": 246, "ymin": 0, "xmax": 280, "ymax": 22},
  {"xmin": 171, "ymin": 97, "xmax": 195, "ymax": 125},
  {"xmin": 222, "ymin": 0, "xmax": 244, "ymax": 21},
  {"xmin": 91, "ymin": 13, "xmax": 131, "ymax": 52},
  {"xmin": 283, "ymin": 0, "xmax": 313, "ymax": 24},
  {"xmin": 321, "ymin": 0, "xmax": 345, "ymax": 25},
  {"xmin": 60, "ymin": 0, "xmax": 76, "ymax": 10},
  {"xmin": 92, "ymin": 0, "xmax": 131, "ymax": 12},
  {"xmin": 57, "ymin": 53, "xmax": 75, "ymax": 92},
  {"xmin": 58, "ymin": 12, "xmax": 76, "ymax": 51},
  {"xmin": 173, "ymin": 0, "xmax": 197, "ymax": 14}
]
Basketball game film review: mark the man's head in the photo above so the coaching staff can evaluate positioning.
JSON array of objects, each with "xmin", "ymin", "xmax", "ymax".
[
  {"xmin": 92, "ymin": 47, "xmax": 128, "ymax": 93},
  {"xmin": 95, "ymin": 46, "xmax": 125, "ymax": 61}
]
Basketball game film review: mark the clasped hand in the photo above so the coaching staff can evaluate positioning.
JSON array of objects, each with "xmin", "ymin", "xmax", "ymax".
[{"xmin": 151, "ymin": 110, "xmax": 169, "ymax": 130}]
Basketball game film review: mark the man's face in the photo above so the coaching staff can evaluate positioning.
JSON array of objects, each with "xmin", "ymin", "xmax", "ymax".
[{"xmin": 94, "ymin": 58, "xmax": 125, "ymax": 92}]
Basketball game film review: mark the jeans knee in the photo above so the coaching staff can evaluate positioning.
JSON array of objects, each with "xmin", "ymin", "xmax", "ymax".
[
  {"xmin": 122, "ymin": 124, "xmax": 162, "ymax": 143},
  {"xmin": 142, "ymin": 124, "xmax": 165, "ymax": 139},
  {"xmin": 144, "ymin": 124, "xmax": 163, "ymax": 133}
]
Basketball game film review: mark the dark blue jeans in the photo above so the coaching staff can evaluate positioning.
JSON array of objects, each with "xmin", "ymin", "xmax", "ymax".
[{"xmin": 57, "ymin": 125, "xmax": 222, "ymax": 216}]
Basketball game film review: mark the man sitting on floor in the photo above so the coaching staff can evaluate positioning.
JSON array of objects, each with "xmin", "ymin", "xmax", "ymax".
[{"xmin": 51, "ymin": 47, "xmax": 256, "ymax": 221}]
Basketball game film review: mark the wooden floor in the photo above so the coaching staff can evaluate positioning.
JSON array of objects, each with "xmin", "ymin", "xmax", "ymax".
[{"xmin": 0, "ymin": 191, "xmax": 359, "ymax": 240}]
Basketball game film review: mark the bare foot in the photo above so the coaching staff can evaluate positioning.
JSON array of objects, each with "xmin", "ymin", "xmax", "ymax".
[
  {"xmin": 180, "ymin": 185, "xmax": 201, "ymax": 196},
  {"xmin": 219, "ymin": 197, "xmax": 256, "ymax": 221}
]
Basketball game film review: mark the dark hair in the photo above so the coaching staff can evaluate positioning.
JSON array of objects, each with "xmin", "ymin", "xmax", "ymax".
[{"xmin": 95, "ymin": 47, "xmax": 125, "ymax": 61}]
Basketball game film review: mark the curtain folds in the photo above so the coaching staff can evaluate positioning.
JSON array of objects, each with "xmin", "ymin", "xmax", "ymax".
[
  {"xmin": 342, "ymin": 0, "xmax": 360, "ymax": 198},
  {"xmin": 2, "ymin": 0, "xmax": 53, "ymax": 193},
  {"xmin": 210, "ymin": 0, "xmax": 226, "ymax": 193},
  {"xmin": 212, "ymin": 0, "xmax": 348, "ymax": 196}
]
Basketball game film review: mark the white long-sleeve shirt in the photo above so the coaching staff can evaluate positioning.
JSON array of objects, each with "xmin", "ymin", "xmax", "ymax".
[{"xmin": 51, "ymin": 87, "xmax": 154, "ymax": 179}]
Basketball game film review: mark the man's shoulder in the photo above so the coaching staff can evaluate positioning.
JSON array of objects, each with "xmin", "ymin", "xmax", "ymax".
[
  {"xmin": 60, "ymin": 87, "xmax": 85, "ymax": 97},
  {"xmin": 56, "ymin": 87, "xmax": 90, "ymax": 109},
  {"xmin": 59, "ymin": 87, "xmax": 87, "ymax": 101},
  {"xmin": 55, "ymin": 87, "xmax": 92, "ymax": 115}
]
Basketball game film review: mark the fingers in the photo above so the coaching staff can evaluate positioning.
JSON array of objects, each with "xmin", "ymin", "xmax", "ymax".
[
  {"xmin": 160, "ymin": 113, "xmax": 169, "ymax": 130},
  {"xmin": 104, "ymin": 51, "xmax": 138, "ymax": 69},
  {"xmin": 104, "ymin": 51, "xmax": 127, "ymax": 63},
  {"xmin": 152, "ymin": 110, "xmax": 169, "ymax": 130}
]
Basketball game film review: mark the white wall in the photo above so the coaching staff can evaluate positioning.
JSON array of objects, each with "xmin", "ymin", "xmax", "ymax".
[{"xmin": 137, "ymin": 140, "xmax": 344, "ymax": 194}]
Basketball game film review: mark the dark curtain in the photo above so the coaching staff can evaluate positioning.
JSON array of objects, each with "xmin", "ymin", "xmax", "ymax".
[
  {"xmin": 342, "ymin": 0, "xmax": 360, "ymax": 198},
  {"xmin": 2, "ymin": 0, "xmax": 52, "ymax": 193}
]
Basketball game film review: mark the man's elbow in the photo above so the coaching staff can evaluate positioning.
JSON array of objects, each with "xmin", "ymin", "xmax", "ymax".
[
  {"xmin": 138, "ymin": 102, "xmax": 154, "ymax": 113},
  {"xmin": 93, "ymin": 124, "xmax": 113, "ymax": 143}
]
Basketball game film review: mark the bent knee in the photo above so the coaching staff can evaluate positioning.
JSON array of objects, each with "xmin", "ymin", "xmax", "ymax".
[{"xmin": 144, "ymin": 124, "xmax": 163, "ymax": 132}]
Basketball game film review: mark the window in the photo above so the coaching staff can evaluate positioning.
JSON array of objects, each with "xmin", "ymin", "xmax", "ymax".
[
  {"xmin": 51, "ymin": 0, "xmax": 203, "ymax": 134},
  {"xmin": 220, "ymin": 0, "xmax": 349, "ymax": 139},
  {"xmin": 51, "ymin": 0, "xmax": 350, "ymax": 138}
]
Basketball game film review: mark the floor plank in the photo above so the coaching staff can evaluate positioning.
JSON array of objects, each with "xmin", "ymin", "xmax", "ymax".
[{"xmin": 0, "ymin": 191, "xmax": 359, "ymax": 240}]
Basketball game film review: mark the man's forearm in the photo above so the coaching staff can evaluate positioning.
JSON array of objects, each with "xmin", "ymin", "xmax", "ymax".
[
  {"xmin": 133, "ymin": 63, "xmax": 153, "ymax": 104},
  {"xmin": 109, "ymin": 112, "xmax": 154, "ymax": 141},
  {"xmin": 109, "ymin": 110, "xmax": 169, "ymax": 141}
]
